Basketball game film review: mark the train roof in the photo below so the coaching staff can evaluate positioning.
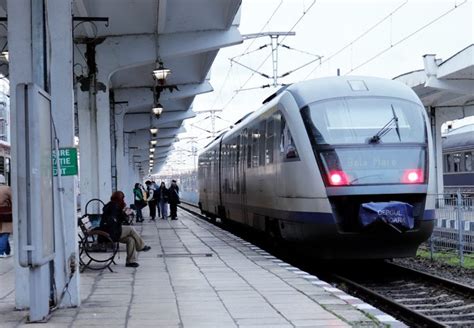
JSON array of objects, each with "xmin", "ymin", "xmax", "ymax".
[
  {"xmin": 286, "ymin": 76, "xmax": 422, "ymax": 108},
  {"xmin": 442, "ymin": 125, "xmax": 474, "ymax": 151},
  {"xmin": 200, "ymin": 76, "xmax": 424, "ymax": 154}
]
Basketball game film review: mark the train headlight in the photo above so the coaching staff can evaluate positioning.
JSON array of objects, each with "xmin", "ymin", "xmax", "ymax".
[
  {"xmin": 402, "ymin": 169, "xmax": 424, "ymax": 183},
  {"xmin": 328, "ymin": 170, "xmax": 349, "ymax": 186}
]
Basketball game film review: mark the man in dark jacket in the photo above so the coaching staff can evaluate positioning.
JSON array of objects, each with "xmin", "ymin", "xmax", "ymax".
[
  {"xmin": 156, "ymin": 181, "xmax": 169, "ymax": 219},
  {"xmin": 101, "ymin": 191, "xmax": 151, "ymax": 267},
  {"xmin": 168, "ymin": 180, "xmax": 180, "ymax": 220},
  {"xmin": 145, "ymin": 181, "xmax": 157, "ymax": 221}
]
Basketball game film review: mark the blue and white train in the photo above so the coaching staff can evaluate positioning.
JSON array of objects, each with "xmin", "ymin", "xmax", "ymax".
[{"xmin": 198, "ymin": 76, "xmax": 436, "ymax": 259}]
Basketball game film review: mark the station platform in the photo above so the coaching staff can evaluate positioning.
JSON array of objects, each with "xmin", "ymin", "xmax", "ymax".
[{"xmin": 0, "ymin": 208, "xmax": 406, "ymax": 327}]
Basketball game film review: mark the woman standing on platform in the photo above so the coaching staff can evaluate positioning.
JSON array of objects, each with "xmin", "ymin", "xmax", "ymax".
[{"xmin": 156, "ymin": 181, "xmax": 169, "ymax": 219}]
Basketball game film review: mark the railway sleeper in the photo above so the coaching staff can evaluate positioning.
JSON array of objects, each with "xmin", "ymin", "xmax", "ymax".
[
  {"xmin": 382, "ymin": 290, "xmax": 430, "ymax": 298},
  {"xmin": 432, "ymin": 313, "xmax": 474, "ymax": 321},
  {"xmin": 395, "ymin": 293, "xmax": 451, "ymax": 303},
  {"xmin": 365, "ymin": 281, "xmax": 418, "ymax": 289},
  {"xmin": 441, "ymin": 320, "xmax": 474, "ymax": 327},
  {"xmin": 409, "ymin": 300, "xmax": 465, "ymax": 309},
  {"xmin": 421, "ymin": 305, "xmax": 474, "ymax": 315}
]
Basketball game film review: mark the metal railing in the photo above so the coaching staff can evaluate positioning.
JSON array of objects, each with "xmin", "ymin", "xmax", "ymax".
[{"xmin": 426, "ymin": 192, "xmax": 474, "ymax": 266}]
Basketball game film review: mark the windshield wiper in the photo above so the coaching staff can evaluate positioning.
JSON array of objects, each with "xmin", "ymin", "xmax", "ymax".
[{"xmin": 368, "ymin": 105, "xmax": 401, "ymax": 144}]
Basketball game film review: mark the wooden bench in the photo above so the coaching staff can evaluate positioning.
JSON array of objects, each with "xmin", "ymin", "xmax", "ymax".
[{"xmin": 78, "ymin": 215, "xmax": 119, "ymax": 272}]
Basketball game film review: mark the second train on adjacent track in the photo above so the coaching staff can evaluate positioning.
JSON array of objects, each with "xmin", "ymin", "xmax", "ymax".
[{"xmin": 198, "ymin": 76, "xmax": 436, "ymax": 259}]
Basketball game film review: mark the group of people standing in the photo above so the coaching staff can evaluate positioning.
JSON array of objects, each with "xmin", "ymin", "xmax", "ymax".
[{"xmin": 132, "ymin": 179, "xmax": 180, "ymax": 222}]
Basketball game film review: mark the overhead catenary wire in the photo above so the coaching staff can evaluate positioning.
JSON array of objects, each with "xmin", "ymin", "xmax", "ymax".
[
  {"xmin": 344, "ymin": 0, "xmax": 468, "ymax": 75},
  {"xmin": 303, "ymin": 0, "xmax": 467, "ymax": 79},
  {"xmin": 221, "ymin": 0, "xmax": 318, "ymax": 110},
  {"xmin": 209, "ymin": 0, "xmax": 285, "ymax": 111},
  {"xmin": 303, "ymin": 0, "xmax": 409, "ymax": 80}
]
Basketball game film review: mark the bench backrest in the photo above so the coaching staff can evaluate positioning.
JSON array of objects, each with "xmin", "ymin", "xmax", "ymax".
[{"xmin": 79, "ymin": 216, "xmax": 93, "ymax": 235}]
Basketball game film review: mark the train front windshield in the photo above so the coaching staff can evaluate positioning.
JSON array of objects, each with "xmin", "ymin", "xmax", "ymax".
[{"xmin": 302, "ymin": 97, "xmax": 428, "ymax": 186}]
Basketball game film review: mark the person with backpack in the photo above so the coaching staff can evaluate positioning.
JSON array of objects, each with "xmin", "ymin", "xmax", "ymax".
[
  {"xmin": 168, "ymin": 180, "xmax": 180, "ymax": 220},
  {"xmin": 133, "ymin": 183, "xmax": 146, "ymax": 222},
  {"xmin": 145, "ymin": 180, "xmax": 157, "ymax": 221},
  {"xmin": 101, "ymin": 191, "xmax": 151, "ymax": 268}
]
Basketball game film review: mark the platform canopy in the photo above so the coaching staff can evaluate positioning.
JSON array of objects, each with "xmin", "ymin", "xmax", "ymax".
[
  {"xmin": 394, "ymin": 44, "xmax": 474, "ymax": 110},
  {"xmin": 394, "ymin": 44, "xmax": 474, "ymax": 195},
  {"xmin": 0, "ymin": 0, "xmax": 242, "ymax": 176}
]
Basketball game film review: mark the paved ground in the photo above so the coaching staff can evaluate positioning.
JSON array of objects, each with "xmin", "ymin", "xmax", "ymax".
[{"xmin": 0, "ymin": 208, "xmax": 406, "ymax": 327}]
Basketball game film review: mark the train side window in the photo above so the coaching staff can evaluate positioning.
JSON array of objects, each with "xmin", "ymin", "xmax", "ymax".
[
  {"xmin": 265, "ymin": 117, "xmax": 274, "ymax": 164},
  {"xmin": 453, "ymin": 153, "xmax": 462, "ymax": 172},
  {"xmin": 446, "ymin": 154, "xmax": 453, "ymax": 172},
  {"xmin": 465, "ymin": 152, "xmax": 473, "ymax": 171},
  {"xmin": 244, "ymin": 129, "xmax": 251, "ymax": 169},
  {"xmin": 279, "ymin": 114, "xmax": 299, "ymax": 160},
  {"xmin": 259, "ymin": 121, "xmax": 266, "ymax": 166},
  {"xmin": 251, "ymin": 125, "xmax": 259, "ymax": 168}
]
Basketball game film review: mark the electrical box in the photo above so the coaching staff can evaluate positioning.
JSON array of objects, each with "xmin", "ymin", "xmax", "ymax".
[{"xmin": 16, "ymin": 83, "xmax": 55, "ymax": 267}]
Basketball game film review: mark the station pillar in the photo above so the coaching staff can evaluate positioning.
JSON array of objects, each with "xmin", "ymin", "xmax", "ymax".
[
  {"xmin": 47, "ymin": 0, "xmax": 80, "ymax": 307},
  {"xmin": 8, "ymin": 0, "xmax": 80, "ymax": 316}
]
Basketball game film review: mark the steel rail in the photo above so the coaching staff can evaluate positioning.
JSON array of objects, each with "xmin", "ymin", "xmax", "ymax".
[{"xmin": 332, "ymin": 273, "xmax": 448, "ymax": 328}]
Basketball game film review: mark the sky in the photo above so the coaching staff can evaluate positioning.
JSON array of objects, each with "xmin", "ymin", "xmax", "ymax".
[{"xmin": 159, "ymin": 0, "xmax": 473, "ymax": 174}]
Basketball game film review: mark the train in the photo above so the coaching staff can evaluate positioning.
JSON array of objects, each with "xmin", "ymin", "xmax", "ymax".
[
  {"xmin": 442, "ymin": 124, "xmax": 474, "ymax": 194},
  {"xmin": 198, "ymin": 76, "xmax": 436, "ymax": 259}
]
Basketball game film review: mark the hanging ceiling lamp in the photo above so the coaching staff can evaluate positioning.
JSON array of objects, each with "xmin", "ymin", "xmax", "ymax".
[
  {"xmin": 153, "ymin": 61, "xmax": 171, "ymax": 84},
  {"xmin": 152, "ymin": 104, "xmax": 163, "ymax": 118}
]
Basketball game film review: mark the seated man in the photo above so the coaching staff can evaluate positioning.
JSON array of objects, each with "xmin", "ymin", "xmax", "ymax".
[{"xmin": 101, "ymin": 191, "xmax": 151, "ymax": 268}]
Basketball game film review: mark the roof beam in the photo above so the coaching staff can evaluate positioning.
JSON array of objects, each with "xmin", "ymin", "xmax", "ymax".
[
  {"xmin": 124, "ymin": 109, "xmax": 195, "ymax": 132},
  {"xmin": 114, "ymin": 81, "xmax": 213, "ymax": 112},
  {"xmin": 97, "ymin": 28, "xmax": 242, "ymax": 80}
]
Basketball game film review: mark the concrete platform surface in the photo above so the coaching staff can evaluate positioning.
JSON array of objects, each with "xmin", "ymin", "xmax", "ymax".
[{"xmin": 0, "ymin": 208, "xmax": 406, "ymax": 327}]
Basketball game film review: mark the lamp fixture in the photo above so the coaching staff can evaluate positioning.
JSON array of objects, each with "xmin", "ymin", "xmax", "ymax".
[
  {"xmin": 150, "ymin": 127, "xmax": 158, "ymax": 134},
  {"xmin": 149, "ymin": 154, "xmax": 154, "ymax": 158},
  {"xmin": 153, "ymin": 61, "xmax": 171, "ymax": 83},
  {"xmin": 150, "ymin": 140, "xmax": 157, "ymax": 146},
  {"xmin": 152, "ymin": 104, "xmax": 163, "ymax": 118},
  {"xmin": 1, "ymin": 51, "xmax": 8, "ymax": 61},
  {"xmin": 150, "ymin": 148, "xmax": 155, "ymax": 153}
]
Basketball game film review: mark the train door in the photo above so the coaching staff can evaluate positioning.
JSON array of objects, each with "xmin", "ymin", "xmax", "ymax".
[{"xmin": 239, "ymin": 128, "xmax": 249, "ymax": 224}]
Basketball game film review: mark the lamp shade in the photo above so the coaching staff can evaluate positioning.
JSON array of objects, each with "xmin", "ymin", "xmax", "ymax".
[
  {"xmin": 153, "ymin": 61, "xmax": 171, "ymax": 81},
  {"xmin": 152, "ymin": 105, "xmax": 163, "ymax": 116},
  {"xmin": 150, "ymin": 140, "xmax": 157, "ymax": 146},
  {"xmin": 150, "ymin": 127, "xmax": 158, "ymax": 134}
]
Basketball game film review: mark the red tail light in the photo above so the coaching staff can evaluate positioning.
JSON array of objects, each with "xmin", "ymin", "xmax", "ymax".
[
  {"xmin": 402, "ymin": 169, "xmax": 424, "ymax": 183},
  {"xmin": 328, "ymin": 170, "xmax": 349, "ymax": 186}
]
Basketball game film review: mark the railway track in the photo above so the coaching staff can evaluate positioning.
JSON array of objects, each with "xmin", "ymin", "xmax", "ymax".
[
  {"xmin": 179, "ymin": 202, "xmax": 474, "ymax": 327},
  {"xmin": 331, "ymin": 262, "xmax": 474, "ymax": 328}
]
